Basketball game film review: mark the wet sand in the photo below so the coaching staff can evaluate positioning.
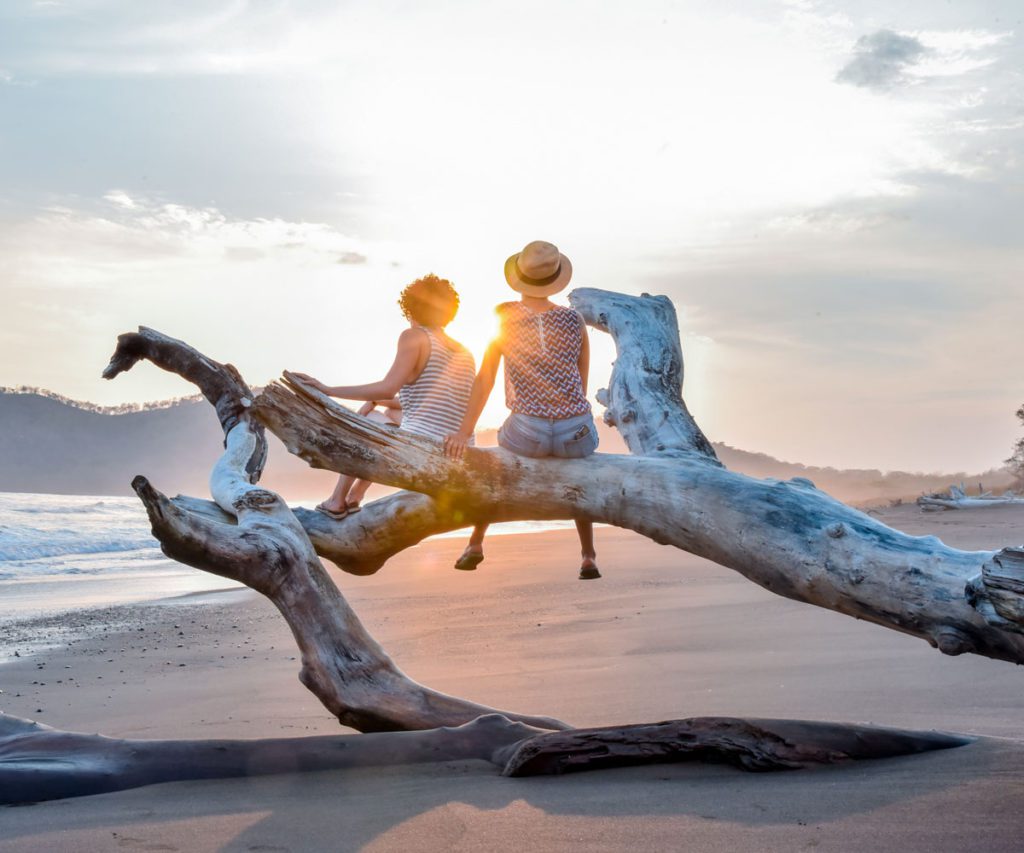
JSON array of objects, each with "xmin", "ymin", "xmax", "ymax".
[{"xmin": 2, "ymin": 506, "xmax": 1024, "ymax": 851}]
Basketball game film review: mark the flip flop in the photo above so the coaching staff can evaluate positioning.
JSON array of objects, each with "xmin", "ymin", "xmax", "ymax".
[
  {"xmin": 454, "ymin": 551, "xmax": 485, "ymax": 571},
  {"xmin": 315, "ymin": 503, "xmax": 349, "ymax": 520},
  {"xmin": 578, "ymin": 564, "xmax": 602, "ymax": 580},
  {"xmin": 346, "ymin": 502, "xmax": 362, "ymax": 514}
]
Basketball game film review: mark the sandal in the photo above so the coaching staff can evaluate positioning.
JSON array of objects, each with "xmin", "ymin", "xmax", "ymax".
[
  {"xmin": 578, "ymin": 563, "xmax": 602, "ymax": 580},
  {"xmin": 454, "ymin": 550, "xmax": 485, "ymax": 571},
  {"xmin": 316, "ymin": 503, "xmax": 349, "ymax": 520},
  {"xmin": 346, "ymin": 501, "xmax": 362, "ymax": 514}
]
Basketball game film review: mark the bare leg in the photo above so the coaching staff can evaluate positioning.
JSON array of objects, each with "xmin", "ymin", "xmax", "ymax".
[
  {"xmin": 346, "ymin": 477, "xmax": 373, "ymax": 508},
  {"xmin": 576, "ymin": 519, "xmax": 601, "ymax": 580},
  {"xmin": 320, "ymin": 409, "xmax": 391, "ymax": 514},
  {"xmin": 455, "ymin": 524, "xmax": 488, "ymax": 571},
  {"xmin": 468, "ymin": 523, "xmax": 487, "ymax": 552}
]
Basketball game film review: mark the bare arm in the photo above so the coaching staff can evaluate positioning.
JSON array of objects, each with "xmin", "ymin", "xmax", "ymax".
[
  {"xmin": 291, "ymin": 330, "xmax": 425, "ymax": 402},
  {"xmin": 443, "ymin": 340, "xmax": 503, "ymax": 460}
]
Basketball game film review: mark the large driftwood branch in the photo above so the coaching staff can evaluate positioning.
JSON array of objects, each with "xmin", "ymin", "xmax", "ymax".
[
  {"xmin": 104, "ymin": 327, "xmax": 267, "ymax": 482},
  {"xmin": 569, "ymin": 288, "xmax": 717, "ymax": 460},
  {"xmin": 252, "ymin": 294, "xmax": 1024, "ymax": 664},
  {"xmin": 41, "ymin": 288, "xmax": 1001, "ymax": 805},
  {"xmin": 103, "ymin": 332, "xmax": 567, "ymax": 733},
  {"xmin": 0, "ymin": 711, "xmax": 968, "ymax": 804}
]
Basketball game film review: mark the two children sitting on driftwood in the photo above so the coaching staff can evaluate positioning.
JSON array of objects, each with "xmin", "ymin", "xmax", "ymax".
[{"xmin": 291, "ymin": 240, "xmax": 602, "ymax": 581}]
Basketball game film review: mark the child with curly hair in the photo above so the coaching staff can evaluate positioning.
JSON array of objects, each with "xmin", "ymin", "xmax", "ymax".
[{"xmin": 293, "ymin": 274, "xmax": 476, "ymax": 519}]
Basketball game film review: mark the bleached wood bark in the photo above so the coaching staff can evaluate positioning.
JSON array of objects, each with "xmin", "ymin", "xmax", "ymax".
[
  {"xmin": 968, "ymin": 547, "xmax": 1024, "ymax": 636},
  {"xmin": 104, "ymin": 329, "xmax": 567, "ymax": 733},
  {"xmin": 0, "ymin": 710, "xmax": 967, "ymax": 804},
  {"xmin": 568, "ymin": 288, "xmax": 717, "ymax": 460}
]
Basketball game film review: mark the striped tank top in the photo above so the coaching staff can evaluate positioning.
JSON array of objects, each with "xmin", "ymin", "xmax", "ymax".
[
  {"xmin": 498, "ymin": 302, "xmax": 591, "ymax": 419},
  {"xmin": 398, "ymin": 327, "xmax": 476, "ymax": 441}
]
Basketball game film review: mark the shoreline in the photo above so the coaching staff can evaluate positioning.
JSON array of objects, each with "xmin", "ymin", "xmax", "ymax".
[{"xmin": 0, "ymin": 586, "xmax": 251, "ymax": 666}]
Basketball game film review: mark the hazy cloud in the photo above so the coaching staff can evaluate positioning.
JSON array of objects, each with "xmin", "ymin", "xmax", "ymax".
[
  {"xmin": 336, "ymin": 251, "xmax": 367, "ymax": 265},
  {"xmin": 837, "ymin": 29, "xmax": 928, "ymax": 90}
]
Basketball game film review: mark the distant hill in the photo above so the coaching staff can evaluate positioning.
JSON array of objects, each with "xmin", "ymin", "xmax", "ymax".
[{"xmin": 0, "ymin": 389, "xmax": 1011, "ymax": 506}]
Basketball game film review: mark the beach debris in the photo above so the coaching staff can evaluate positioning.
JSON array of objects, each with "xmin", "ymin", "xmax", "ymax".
[{"xmin": 917, "ymin": 484, "xmax": 1024, "ymax": 511}]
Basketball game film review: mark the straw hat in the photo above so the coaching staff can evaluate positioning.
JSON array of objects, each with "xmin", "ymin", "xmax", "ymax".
[{"xmin": 504, "ymin": 240, "xmax": 573, "ymax": 297}]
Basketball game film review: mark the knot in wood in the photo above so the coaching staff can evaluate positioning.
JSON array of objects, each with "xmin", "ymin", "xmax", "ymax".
[
  {"xmin": 826, "ymin": 523, "xmax": 846, "ymax": 539},
  {"xmin": 233, "ymin": 489, "xmax": 279, "ymax": 511},
  {"xmin": 562, "ymin": 484, "xmax": 585, "ymax": 503},
  {"xmin": 933, "ymin": 627, "xmax": 973, "ymax": 656}
]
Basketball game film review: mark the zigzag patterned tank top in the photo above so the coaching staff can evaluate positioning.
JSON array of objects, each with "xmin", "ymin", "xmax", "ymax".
[{"xmin": 498, "ymin": 302, "xmax": 591, "ymax": 419}]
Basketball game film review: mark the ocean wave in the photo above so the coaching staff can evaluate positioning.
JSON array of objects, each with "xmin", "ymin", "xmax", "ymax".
[
  {"xmin": 0, "ymin": 492, "xmax": 159, "ymax": 565},
  {"xmin": 0, "ymin": 529, "xmax": 158, "ymax": 563},
  {"xmin": 7, "ymin": 499, "xmax": 118, "ymax": 515}
]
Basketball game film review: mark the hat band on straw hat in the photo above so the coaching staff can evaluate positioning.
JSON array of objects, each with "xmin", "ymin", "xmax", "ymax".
[{"xmin": 514, "ymin": 258, "xmax": 563, "ymax": 287}]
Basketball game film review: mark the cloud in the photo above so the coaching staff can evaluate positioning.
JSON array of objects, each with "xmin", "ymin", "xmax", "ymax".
[
  {"xmin": 103, "ymin": 189, "xmax": 137, "ymax": 210},
  {"xmin": 0, "ymin": 191, "xmax": 375, "ymax": 288},
  {"xmin": 836, "ymin": 26, "xmax": 1013, "ymax": 93},
  {"xmin": 0, "ymin": 191, "xmax": 399, "ymax": 411},
  {"xmin": 836, "ymin": 29, "xmax": 928, "ymax": 90}
]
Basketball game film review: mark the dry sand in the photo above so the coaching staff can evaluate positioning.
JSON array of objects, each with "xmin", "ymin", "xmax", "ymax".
[{"xmin": 2, "ymin": 505, "xmax": 1024, "ymax": 851}]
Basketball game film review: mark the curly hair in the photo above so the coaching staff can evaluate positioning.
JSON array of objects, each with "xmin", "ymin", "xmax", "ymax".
[{"xmin": 398, "ymin": 274, "xmax": 460, "ymax": 328}]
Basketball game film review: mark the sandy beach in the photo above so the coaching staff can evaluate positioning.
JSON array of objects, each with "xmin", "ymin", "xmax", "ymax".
[{"xmin": 3, "ymin": 505, "xmax": 1024, "ymax": 852}]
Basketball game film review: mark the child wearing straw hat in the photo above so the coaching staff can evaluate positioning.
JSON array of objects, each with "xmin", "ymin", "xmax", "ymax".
[{"xmin": 444, "ymin": 240, "xmax": 602, "ymax": 580}]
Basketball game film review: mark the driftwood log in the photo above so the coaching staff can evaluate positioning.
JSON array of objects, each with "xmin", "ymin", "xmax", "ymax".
[
  {"xmin": 918, "ymin": 485, "xmax": 1024, "ymax": 511},
  {"xmin": 3, "ymin": 288, "xmax": 1013, "ymax": 802},
  {"xmin": 0, "ymin": 711, "xmax": 969, "ymax": 804},
  {"xmin": 252, "ymin": 290, "xmax": 1024, "ymax": 661}
]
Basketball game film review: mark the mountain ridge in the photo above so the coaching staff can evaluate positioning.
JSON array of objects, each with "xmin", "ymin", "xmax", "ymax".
[{"xmin": 0, "ymin": 390, "xmax": 1010, "ymax": 506}]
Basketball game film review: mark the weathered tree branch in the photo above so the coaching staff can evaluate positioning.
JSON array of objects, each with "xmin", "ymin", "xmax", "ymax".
[
  {"xmin": 103, "ymin": 330, "xmax": 567, "ymax": 733},
  {"xmin": 498, "ymin": 717, "xmax": 970, "ymax": 776},
  {"xmin": 0, "ymin": 712, "xmax": 541, "ymax": 804},
  {"xmin": 251, "ymin": 293, "xmax": 1024, "ymax": 665},
  {"xmin": 569, "ymin": 288, "xmax": 717, "ymax": 460},
  {"xmin": 104, "ymin": 326, "xmax": 267, "ymax": 482},
  {"xmin": 0, "ymin": 711, "xmax": 968, "ymax": 804}
]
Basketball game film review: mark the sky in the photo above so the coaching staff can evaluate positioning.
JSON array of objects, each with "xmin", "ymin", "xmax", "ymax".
[{"xmin": 0, "ymin": 0, "xmax": 1021, "ymax": 472}]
